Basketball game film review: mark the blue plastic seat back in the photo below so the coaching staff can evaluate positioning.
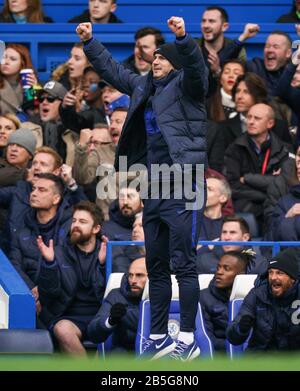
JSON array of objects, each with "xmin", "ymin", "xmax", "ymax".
[
  {"xmin": 227, "ymin": 298, "xmax": 250, "ymax": 358},
  {"xmin": 136, "ymin": 299, "xmax": 213, "ymax": 358}
]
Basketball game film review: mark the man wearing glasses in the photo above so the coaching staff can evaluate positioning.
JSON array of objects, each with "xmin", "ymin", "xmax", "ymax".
[{"xmin": 34, "ymin": 80, "xmax": 78, "ymax": 164}]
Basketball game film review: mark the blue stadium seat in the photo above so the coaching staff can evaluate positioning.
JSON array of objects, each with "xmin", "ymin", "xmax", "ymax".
[
  {"xmin": 226, "ymin": 275, "xmax": 257, "ymax": 358},
  {"xmin": 0, "ymin": 0, "xmax": 291, "ymax": 23},
  {"xmin": 226, "ymin": 298, "xmax": 247, "ymax": 357},
  {"xmin": 135, "ymin": 299, "xmax": 213, "ymax": 358},
  {"xmin": 0, "ymin": 23, "xmax": 297, "ymax": 82},
  {"xmin": 0, "ymin": 329, "xmax": 53, "ymax": 354},
  {"xmin": 136, "ymin": 275, "xmax": 213, "ymax": 358},
  {"xmin": 97, "ymin": 273, "xmax": 125, "ymax": 357}
]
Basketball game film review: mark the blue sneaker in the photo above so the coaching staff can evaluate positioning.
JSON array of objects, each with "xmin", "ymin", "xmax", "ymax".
[
  {"xmin": 168, "ymin": 340, "xmax": 200, "ymax": 361},
  {"xmin": 142, "ymin": 335, "xmax": 176, "ymax": 360}
]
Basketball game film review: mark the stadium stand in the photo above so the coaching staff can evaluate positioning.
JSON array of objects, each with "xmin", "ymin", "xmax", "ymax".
[
  {"xmin": 0, "ymin": 0, "xmax": 293, "ymax": 23},
  {"xmin": 0, "ymin": 1, "xmax": 297, "ymax": 81}
]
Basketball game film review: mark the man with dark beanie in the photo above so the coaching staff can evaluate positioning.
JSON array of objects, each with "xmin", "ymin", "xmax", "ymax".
[
  {"xmin": 227, "ymin": 248, "xmax": 300, "ymax": 351},
  {"xmin": 77, "ymin": 16, "xmax": 208, "ymax": 360}
]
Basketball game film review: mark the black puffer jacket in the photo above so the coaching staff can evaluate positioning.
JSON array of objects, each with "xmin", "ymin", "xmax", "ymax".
[
  {"xmin": 84, "ymin": 34, "xmax": 209, "ymax": 170},
  {"xmin": 200, "ymin": 279, "xmax": 229, "ymax": 351},
  {"xmin": 88, "ymin": 274, "xmax": 141, "ymax": 351},
  {"xmin": 227, "ymin": 281, "xmax": 300, "ymax": 351}
]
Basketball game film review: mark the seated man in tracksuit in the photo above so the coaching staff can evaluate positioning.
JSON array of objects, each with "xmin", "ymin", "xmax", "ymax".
[
  {"xmin": 226, "ymin": 248, "xmax": 300, "ymax": 351},
  {"xmin": 36, "ymin": 200, "xmax": 107, "ymax": 355},
  {"xmin": 200, "ymin": 250, "xmax": 251, "ymax": 351},
  {"xmin": 87, "ymin": 257, "xmax": 147, "ymax": 352}
]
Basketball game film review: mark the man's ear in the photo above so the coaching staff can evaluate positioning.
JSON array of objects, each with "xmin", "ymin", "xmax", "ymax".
[
  {"xmin": 93, "ymin": 224, "xmax": 101, "ymax": 235},
  {"xmin": 53, "ymin": 193, "xmax": 61, "ymax": 206},
  {"xmin": 110, "ymin": 2, "xmax": 117, "ymax": 13},
  {"xmin": 222, "ymin": 22, "xmax": 229, "ymax": 33}
]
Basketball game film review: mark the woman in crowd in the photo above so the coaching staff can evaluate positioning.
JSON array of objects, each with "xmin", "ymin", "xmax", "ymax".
[
  {"xmin": 0, "ymin": 113, "xmax": 20, "ymax": 157},
  {"xmin": 0, "ymin": 0, "xmax": 53, "ymax": 23},
  {"xmin": 208, "ymin": 59, "xmax": 245, "ymax": 122},
  {"xmin": 52, "ymin": 43, "xmax": 90, "ymax": 96},
  {"xmin": 0, "ymin": 44, "xmax": 38, "ymax": 115}
]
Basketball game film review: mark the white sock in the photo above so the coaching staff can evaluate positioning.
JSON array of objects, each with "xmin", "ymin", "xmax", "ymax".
[
  {"xmin": 177, "ymin": 332, "xmax": 194, "ymax": 345},
  {"xmin": 149, "ymin": 334, "xmax": 166, "ymax": 340}
]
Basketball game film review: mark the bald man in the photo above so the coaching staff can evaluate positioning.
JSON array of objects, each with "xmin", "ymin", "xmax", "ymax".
[
  {"xmin": 87, "ymin": 258, "xmax": 147, "ymax": 351},
  {"xmin": 224, "ymin": 103, "xmax": 292, "ymax": 227}
]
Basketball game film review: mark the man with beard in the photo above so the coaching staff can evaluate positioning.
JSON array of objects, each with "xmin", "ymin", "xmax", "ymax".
[
  {"xmin": 227, "ymin": 248, "xmax": 300, "ymax": 352},
  {"xmin": 36, "ymin": 200, "xmax": 107, "ymax": 355},
  {"xmin": 88, "ymin": 257, "xmax": 147, "ymax": 352},
  {"xmin": 103, "ymin": 182, "xmax": 143, "ymax": 241},
  {"xmin": 196, "ymin": 6, "xmax": 246, "ymax": 95}
]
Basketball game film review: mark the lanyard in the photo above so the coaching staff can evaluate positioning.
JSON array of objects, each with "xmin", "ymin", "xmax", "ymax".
[{"xmin": 261, "ymin": 148, "xmax": 270, "ymax": 175}]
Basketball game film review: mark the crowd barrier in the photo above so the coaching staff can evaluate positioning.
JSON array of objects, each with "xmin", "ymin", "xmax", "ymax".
[{"xmin": 105, "ymin": 240, "xmax": 300, "ymax": 281}]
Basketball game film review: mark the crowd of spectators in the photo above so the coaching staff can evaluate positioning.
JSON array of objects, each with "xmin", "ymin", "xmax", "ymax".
[{"xmin": 0, "ymin": 1, "xmax": 300, "ymax": 357}]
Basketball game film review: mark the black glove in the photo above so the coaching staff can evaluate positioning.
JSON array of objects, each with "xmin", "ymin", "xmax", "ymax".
[
  {"xmin": 108, "ymin": 303, "xmax": 127, "ymax": 326},
  {"xmin": 239, "ymin": 315, "xmax": 254, "ymax": 333}
]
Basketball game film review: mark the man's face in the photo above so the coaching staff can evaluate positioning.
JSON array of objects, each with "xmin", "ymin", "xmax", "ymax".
[
  {"xmin": 221, "ymin": 221, "xmax": 250, "ymax": 252},
  {"xmin": 0, "ymin": 116, "xmax": 17, "ymax": 147},
  {"xmin": 152, "ymin": 54, "xmax": 174, "ymax": 80},
  {"xmin": 68, "ymin": 46, "xmax": 88, "ymax": 79},
  {"xmin": 134, "ymin": 34, "xmax": 157, "ymax": 73},
  {"xmin": 268, "ymin": 268, "xmax": 295, "ymax": 297},
  {"xmin": 215, "ymin": 254, "xmax": 244, "ymax": 289},
  {"xmin": 201, "ymin": 9, "xmax": 227, "ymax": 43},
  {"xmin": 6, "ymin": 143, "xmax": 31, "ymax": 168},
  {"xmin": 234, "ymin": 81, "xmax": 255, "ymax": 114},
  {"xmin": 128, "ymin": 259, "xmax": 147, "ymax": 297},
  {"xmin": 206, "ymin": 177, "xmax": 226, "ymax": 209},
  {"xmin": 101, "ymin": 86, "xmax": 123, "ymax": 112},
  {"xmin": 264, "ymin": 34, "xmax": 291, "ymax": 71},
  {"xmin": 87, "ymin": 127, "xmax": 112, "ymax": 153},
  {"xmin": 246, "ymin": 104, "xmax": 274, "ymax": 138},
  {"xmin": 31, "ymin": 152, "xmax": 59, "ymax": 178},
  {"xmin": 70, "ymin": 210, "xmax": 100, "ymax": 245},
  {"xmin": 89, "ymin": 0, "xmax": 116, "ymax": 22},
  {"xmin": 119, "ymin": 188, "xmax": 141, "ymax": 217},
  {"xmin": 109, "ymin": 110, "xmax": 127, "ymax": 144},
  {"xmin": 132, "ymin": 216, "xmax": 144, "ymax": 241},
  {"xmin": 39, "ymin": 93, "xmax": 61, "ymax": 122},
  {"xmin": 30, "ymin": 178, "xmax": 60, "ymax": 210},
  {"xmin": 291, "ymin": 64, "xmax": 300, "ymax": 88}
]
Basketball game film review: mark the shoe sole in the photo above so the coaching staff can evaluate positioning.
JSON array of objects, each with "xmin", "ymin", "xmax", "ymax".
[{"xmin": 150, "ymin": 341, "xmax": 177, "ymax": 360}]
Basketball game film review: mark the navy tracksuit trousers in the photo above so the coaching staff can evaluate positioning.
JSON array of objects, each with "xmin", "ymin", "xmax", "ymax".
[{"xmin": 143, "ymin": 192, "xmax": 205, "ymax": 334}]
